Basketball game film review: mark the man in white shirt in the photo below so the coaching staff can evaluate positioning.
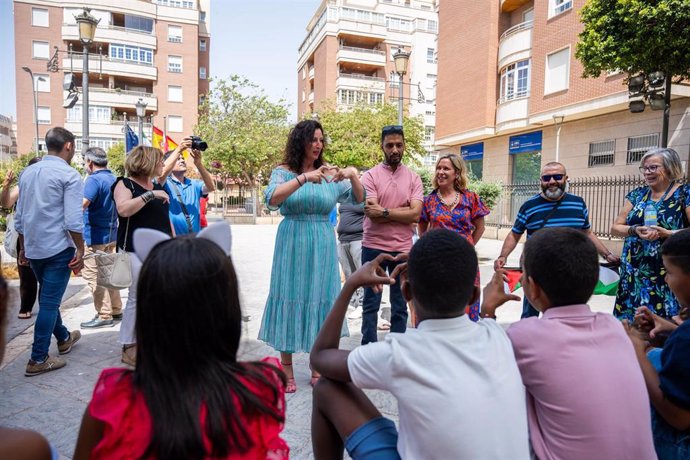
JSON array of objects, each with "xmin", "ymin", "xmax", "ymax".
[{"xmin": 310, "ymin": 229, "xmax": 529, "ymax": 459}]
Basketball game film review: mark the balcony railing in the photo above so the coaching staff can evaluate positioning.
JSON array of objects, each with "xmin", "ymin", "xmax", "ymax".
[
  {"xmin": 339, "ymin": 45, "xmax": 385, "ymax": 55},
  {"xmin": 90, "ymin": 87, "xmax": 154, "ymax": 98},
  {"xmin": 168, "ymin": 36, "xmax": 182, "ymax": 43},
  {"xmin": 338, "ymin": 73, "xmax": 385, "ymax": 82},
  {"xmin": 63, "ymin": 22, "xmax": 154, "ymax": 36},
  {"xmin": 500, "ymin": 20, "xmax": 533, "ymax": 42}
]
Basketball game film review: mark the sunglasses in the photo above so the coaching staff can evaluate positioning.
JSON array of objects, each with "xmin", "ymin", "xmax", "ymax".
[
  {"xmin": 382, "ymin": 125, "xmax": 404, "ymax": 136},
  {"xmin": 541, "ymin": 174, "xmax": 564, "ymax": 182}
]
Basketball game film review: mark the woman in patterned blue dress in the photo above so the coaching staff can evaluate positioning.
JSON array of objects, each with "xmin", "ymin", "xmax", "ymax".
[
  {"xmin": 612, "ymin": 148, "xmax": 690, "ymax": 322},
  {"xmin": 258, "ymin": 120, "xmax": 364, "ymax": 393}
]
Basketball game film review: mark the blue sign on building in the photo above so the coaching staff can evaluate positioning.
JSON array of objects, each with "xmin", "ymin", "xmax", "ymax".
[
  {"xmin": 509, "ymin": 131, "xmax": 542, "ymax": 155},
  {"xmin": 461, "ymin": 142, "xmax": 484, "ymax": 161}
]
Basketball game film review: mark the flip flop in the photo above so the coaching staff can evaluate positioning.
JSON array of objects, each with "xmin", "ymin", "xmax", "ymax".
[{"xmin": 17, "ymin": 312, "xmax": 32, "ymax": 319}]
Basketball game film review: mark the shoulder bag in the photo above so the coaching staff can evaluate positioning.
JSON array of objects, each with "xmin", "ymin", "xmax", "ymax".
[
  {"xmin": 169, "ymin": 179, "xmax": 194, "ymax": 234},
  {"xmin": 4, "ymin": 212, "xmax": 18, "ymax": 259}
]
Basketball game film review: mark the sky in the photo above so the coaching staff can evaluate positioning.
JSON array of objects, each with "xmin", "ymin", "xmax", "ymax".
[{"xmin": 0, "ymin": 0, "xmax": 322, "ymax": 121}]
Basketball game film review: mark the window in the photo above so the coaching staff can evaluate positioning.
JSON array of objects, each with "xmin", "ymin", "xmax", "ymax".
[
  {"xmin": 67, "ymin": 105, "xmax": 111, "ymax": 123},
  {"xmin": 168, "ymin": 55, "xmax": 182, "ymax": 73},
  {"xmin": 427, "ymin": 20, "xmax": 438, "ymax": 32},
  {"xmin": 37, "ymin": 107, "xmax": 51, "ymax": 124},
  {"xmin": 523, "ymin": 8, "xmax": 534, "ymax": 22},
  {"xmin": 550, "ymin": 0, "xmax": 573, "ymax": 17},
  {"xmin": 168, "ymin": 85, "xmax": 183, "ymax": 102},
  {"xmin": 426, "ymin": 48, "xmax": 436, "ymax": 64},
  {"xmin": 199, "ymin": 67, "xmax": 207, "ymax": 79},
  {"xmin": 337, "ymin": 89, "xmax": 384, "ymax": 106},
  {"xmin": 389, "ymin": 71, "xmax": 400, "ymax": 87},
  {"xmin": 168, "ymin": 115, "xmax": 183, "ymax": 133},
  {"xmin": 500, "ymin": 59, "xmax": 530, "ymax": 102},
  {"xmin": 544, "ymin": 48, "xmax": 570, "ymax": 94},
  {"xmin": 386, "ymin": 17, "xmax": 410, "ymax": 32},
  {"xmin": 110, "ymin": 44, "xmax": 153, "ymax": 65},
  {"xmin": 199, "ymin": 11, "xmax": 206, "ymax": 22},
  {"xmin": 199, "ymin": 39, "xmax": 207, "ymax": 52},
  {"xmin": 588, "ymin": 140, "xmax": 615, "ymax": 167},
  {"xmin": 33, "ymin": 74, "xmax": 50, "ymax": 92},
  {"xmin": 124, "ymin": 15, "xmax": 153, "ymax": 33},
  {"xmin": 168, "ymin": 25, "xmax": 183, "ymax": 43},
  {"xmin": 627, "ymin": 133, "xmax": 659, "ymax": 165},
  {"xmin": 32, "ymin": 41, "xmax": 50, "ymax": 59},
  {"xmin": 467, "ymin": 160, "xmax": 483, "ymax": 180},
  {"xmin": 424, "ymin": 126, "xmax": 435, "ymax": 142},
  {"xmin": 426, "ymin": 73, "xmax": 437, "ymax": 89},
  {"xmin": 32, "ymin": 8, "xmax": 49, "ymax": 27},
  {"xmin": 302, "ymin": 90, "xmax": 306, "ymax": 102}
]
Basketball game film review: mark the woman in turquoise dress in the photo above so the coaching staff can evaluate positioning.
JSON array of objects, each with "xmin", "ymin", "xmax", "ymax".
[
  {"xmin": 258, "ymin": 120, "xmax": 364, "ymax": 393},
  {"xmin": 612, "ymin": 147, "xmax": 690, "ymax": 322}
]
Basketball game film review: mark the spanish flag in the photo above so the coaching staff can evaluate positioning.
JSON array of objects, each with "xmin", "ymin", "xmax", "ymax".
[{"xmin": 152, "ymin": 126, "xmax": 178, "ymax": 152}]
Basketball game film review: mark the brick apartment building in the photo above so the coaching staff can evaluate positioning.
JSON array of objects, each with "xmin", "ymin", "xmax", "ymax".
[
  {"xmin": 435, "ymin": 0, "xmax": 690, "ymax": 182},
  {"xmin": 297, "ymin": 0, "xmax": 439, "ymax": 163},
  {"xmin": 13, "ymin": 0, "xmax": 210, "ymax": 157}
]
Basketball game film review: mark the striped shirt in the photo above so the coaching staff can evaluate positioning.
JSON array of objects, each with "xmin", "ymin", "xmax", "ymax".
[{"xmin": 512, "ymin": 193, "xmax": 590, "ymax": 238}]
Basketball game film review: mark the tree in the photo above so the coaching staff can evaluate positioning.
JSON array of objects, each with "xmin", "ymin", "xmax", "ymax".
[
  {"xmin": 576, "ymin": 0, "xmax": 690, "ymax": 81},
  {"xmin": 195, "ymin": 75, "xmax": 291, "ymax": 188},
  {"xmin": 107, "ymin": 142, "xmax": 126, "ymax": 177},
  {"xmin": 315, "ymin": 101, "xmax": 426, "ymax": 169}
]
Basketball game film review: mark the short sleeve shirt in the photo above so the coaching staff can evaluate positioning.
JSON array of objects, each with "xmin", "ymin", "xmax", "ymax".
[
  {"xmin": 164, "ymin": 176, "xmax": 204, "ymax": 235},
  {"xmin": 659, "ymin": 320, "xmax": 690, "ymax": 410},
  {"xmin": 512, "ymin": 193, "xmax": 590, "ymax": 237},
  {"xmin": 84, "ymin": 169, "xmax": 118, "ymax": 246},
  {"xmin": 420, "ymin": 189, "xmax": 489, "ymax": 244}
]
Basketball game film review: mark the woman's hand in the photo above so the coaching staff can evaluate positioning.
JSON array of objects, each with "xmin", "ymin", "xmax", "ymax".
[
  {"xmin": 3, "ymin": 169, "xmax": 14, "ymax": 186},
  {"xmin": 152, "ymin": 190, "xmax": 170, "ymax": 204},
  {"xmin": 332, "ymin": 166, "xmax": 357, "ymax": 182},
  {"xmin": 303, "ymin": 166, "xmax": 329, "ymax": 184},
  {"xmin": 636, "ymin": 226, "xmax": 660, "ymax": 241},
  {"xmin": 648, "ymin": 225, "xmax": 674, "ymax": 239},
  {"xmin": 622, "ymin": 319, "xmax": 649, "ymax": 355}
]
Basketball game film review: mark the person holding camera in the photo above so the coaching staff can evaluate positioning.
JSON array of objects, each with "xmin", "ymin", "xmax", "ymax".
[{"xmin": 159, "ymin": 136, "xmax": 215, "ymax": 235}]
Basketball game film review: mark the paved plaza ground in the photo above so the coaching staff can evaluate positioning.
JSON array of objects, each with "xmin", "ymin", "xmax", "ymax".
[{"xmin": 0, "ymin": 221, "xmax": 618, "ymax": 459}]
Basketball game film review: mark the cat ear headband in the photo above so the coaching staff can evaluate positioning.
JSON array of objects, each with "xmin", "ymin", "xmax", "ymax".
[{"xmin": 132, "ymin": 221, "xmax": 232, "ymax": 263}]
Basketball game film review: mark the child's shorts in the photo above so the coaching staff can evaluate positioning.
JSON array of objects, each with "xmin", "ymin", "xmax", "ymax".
[{"xmin": 345, "ymin": 416, "xmax": 401, "ymax": 460}]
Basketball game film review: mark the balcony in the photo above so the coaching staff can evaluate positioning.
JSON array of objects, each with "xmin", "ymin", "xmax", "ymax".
[
  {"xmin": 65, "ymin": 120, "xmax": 152, "ymax": 138},
  {"xmin": 88, "ymin": 88, "xmax": 158, "ymax": 112},
  {"xmin": 336, "ymin": 73, "xmax": 386, "ymax": 91},
  {"xmin": 337, "ymin": 46, "xmax": 386, "ymax": 67},
  {"xmin": 496, "ymin": 96, "xmax": 530, "ymax": 132},
  {"xmin": 498, "ymin": 21, "xmax": 533, "ymax": 69},
  {"xmin": 62, "ymin": 23, "xmax": 157, "ymax": 49},
  {"xmin": 63, "ymin": 57, "xmax": 157, "ymax": 80},
  {"xmin": 501, "ymin": 0, "xmax": 532, "ymax": 12}
]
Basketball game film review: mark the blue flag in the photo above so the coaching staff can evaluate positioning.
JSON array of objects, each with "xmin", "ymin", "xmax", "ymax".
[{"xmin": 125, "ymin": 124, "xmax": 139, "ymax": 153}]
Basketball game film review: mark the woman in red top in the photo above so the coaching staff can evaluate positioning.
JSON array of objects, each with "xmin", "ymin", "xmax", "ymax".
[
  {"xmin": 74, "ymin": 223, "xmax": 289, "ymax": 460},
  {"xmin": 419, "ymin": 153, "xmax": 489, "ymax": 321}
]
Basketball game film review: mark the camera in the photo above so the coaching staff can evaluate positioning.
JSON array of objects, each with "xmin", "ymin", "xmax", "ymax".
[{"xmin": 189, "ymin": 135, "xmax": 208, "ymax": 151}]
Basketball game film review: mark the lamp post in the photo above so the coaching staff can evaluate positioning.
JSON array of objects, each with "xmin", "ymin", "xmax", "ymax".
[
  {"xmin": 135, "ymin": 98, "xmax": 147, "ymax": 145},
  {"xmin": 393, "ymin": 47, "xmax": 411, "ymax": 126},
  {"xmin": 627, "ymin": 71, "xmax": 670, "ymax": 147},
  {"xmin": 552, "ymin": 114, "xmax": 565, "ymax": 162},
  {"xmin": 75, "ymin": 8, "xmax": 100, "ymax": 153},
  {"xmin": 21, "ymin": 66, "xmax": 45, "ymax": 153}
]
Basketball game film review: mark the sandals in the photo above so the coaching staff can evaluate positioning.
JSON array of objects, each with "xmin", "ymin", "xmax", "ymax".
[
  {"xmin": 281, "ymin": 362, "xmax": 297, "ymax": 393},
  {"xmin": 310, "ymin": 376, "xmax": 320, "ymax": 387},
  {"xmin": 17, "ymin": 311, "xmax": 32, "ymax": 319}
]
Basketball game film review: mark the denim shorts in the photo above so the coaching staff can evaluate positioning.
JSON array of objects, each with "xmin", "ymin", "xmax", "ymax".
[{"xmin": 345, "ymin": 416, "xmax": 401, "ymax": 460}]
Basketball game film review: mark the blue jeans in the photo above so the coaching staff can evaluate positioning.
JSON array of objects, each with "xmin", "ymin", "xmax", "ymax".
[
  {"xmin": 521, "ymin": 297, "xmax": 539, "ymax": 318},
  {"xmin": 361, "ymin": 247, "xmax": 407, "ymax": 345},
  {"xmin": 29, "ymin": 247, "xmax": 74, "ymax": 362},
  {"xmin": 647, "ymin": 348, "xmax": 690, "ymax": 460}
]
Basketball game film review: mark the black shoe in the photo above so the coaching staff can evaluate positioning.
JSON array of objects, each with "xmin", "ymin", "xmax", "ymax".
[
  {"xmin": 80, "ymin": 317, "xmax": 114, "ymax": 329},
  {"xmin": 112, "ymin": 314, "xmax": 123, "ymax": 321}
]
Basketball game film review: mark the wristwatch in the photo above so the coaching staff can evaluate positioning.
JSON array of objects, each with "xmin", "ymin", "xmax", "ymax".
[{"xmin": 382, "ymin": 208, "xmax": 389, "ymax": 218}]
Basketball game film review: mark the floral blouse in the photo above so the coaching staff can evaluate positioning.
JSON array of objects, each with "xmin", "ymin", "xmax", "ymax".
[{"xmin": 420, "ymin": 189, "xmax": 490, "ymax": 245}]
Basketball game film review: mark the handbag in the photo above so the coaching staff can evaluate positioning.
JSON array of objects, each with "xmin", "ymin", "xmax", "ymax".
[{"xmin": 4, "ymin": 213, "xmax": 18, "ymax": 259}]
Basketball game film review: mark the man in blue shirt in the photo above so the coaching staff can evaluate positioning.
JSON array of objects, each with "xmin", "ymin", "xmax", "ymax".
[
  {"xmin": 159, "ymin": 138, "xmax": 215, "ymax": 235},
  {"xmin": 494, "ymin": 162, "xmax": 620, "ymax": 318},
  {"xmin": 15, "ymin": 127, "xmax": 84, "ymax": 376},
  {"xmin": 80, "ymin": 147, "xmax": 122, "ymax": 329}
]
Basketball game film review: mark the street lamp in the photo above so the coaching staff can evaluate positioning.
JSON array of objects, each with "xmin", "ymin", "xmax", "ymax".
[
  {"xmin": 75, "ymin": 8, "xmax": 100, "ymax": 153},
  {"xmin": 393, "ymin": 47, "xmax": 411, "ymax": 126},
  {"xmin": 21, "ymin": 66, "xmax": 45, "ymax": 153},
  {"xmin": 552, "ymin": 114, "xmax": 565, "ymax": 162},
  {"xmin": 627, "ymin": 71, "xmax": 671, "ymax": 147},
  {"xmin": 135, "ymin": 98, "xmax": 147, "ymax": 145}
]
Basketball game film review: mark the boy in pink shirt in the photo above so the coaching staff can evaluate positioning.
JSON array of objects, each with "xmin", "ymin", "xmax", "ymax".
[
  {"xmin": 481, "ymin": 227, "xmax": 656, "ymax": 460},
  {"xmin": 360, "ymin": 125, "xmax": 423, "ymax": 344}
]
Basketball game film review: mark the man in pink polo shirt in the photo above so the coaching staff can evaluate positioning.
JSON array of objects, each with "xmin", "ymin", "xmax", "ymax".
[
  {"xmin": 481, "ymin": 227, "xmax": 657, "ymax": 460},
  {"xmin": 360, "ymin": 125, "xmax": 423, "ymax": 344}
]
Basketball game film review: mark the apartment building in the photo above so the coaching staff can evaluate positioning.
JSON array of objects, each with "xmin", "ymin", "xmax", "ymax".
[
  {"xmin": 13, "ymin": 0, "xmax": 210, "ymax": 156},
  {"xmin": 435, "ymin": 0, "xmax": 690, "ymax": 182},
  {"xmin": 297, "ymin": 0, "xmax": 439, "ymax": 162},
  {"xmin": 0, "ymin": 115, "xmax": 18, "ymax": 161}
]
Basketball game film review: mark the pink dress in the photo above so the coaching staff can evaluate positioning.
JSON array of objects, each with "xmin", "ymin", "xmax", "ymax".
[{"xmin": 87, "ymin": 358, "xmax": 289, "ymax": 459}]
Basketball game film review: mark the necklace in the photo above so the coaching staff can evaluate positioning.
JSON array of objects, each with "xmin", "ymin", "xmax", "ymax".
[{"xmin": 439, "ymin": 190, "xmax": 459, "ymax": 208}]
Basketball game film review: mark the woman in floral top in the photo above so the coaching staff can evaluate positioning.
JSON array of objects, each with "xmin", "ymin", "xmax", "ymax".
[{"xmin": 419, "ymin": 153, "xmax": 490, "ymax": 320}]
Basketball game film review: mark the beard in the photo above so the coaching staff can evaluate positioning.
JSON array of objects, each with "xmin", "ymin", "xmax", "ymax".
[{"xmin": 542, "ymin": 182, "xmax": 566, "ymax": 200}]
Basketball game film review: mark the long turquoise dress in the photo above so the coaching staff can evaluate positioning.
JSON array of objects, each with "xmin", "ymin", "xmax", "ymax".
[{"xmin": 259, "ymin": 168, "xmax": 358, "ymax": 353}]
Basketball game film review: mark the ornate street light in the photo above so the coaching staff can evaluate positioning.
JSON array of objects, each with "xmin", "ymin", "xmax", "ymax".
[
  {"xmin": 135, "ymin": 98, "xmax": 147, "ymax": 145},
  {"xmin": 393, "ymin": 47, "xmax": 411, "ymax": 126},
  {"xmin": 75, "ymin": 8, "xmax": 100, "ymax": 152}
]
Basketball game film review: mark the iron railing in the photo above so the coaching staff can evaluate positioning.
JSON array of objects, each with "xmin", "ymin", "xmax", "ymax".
[{"xmin": 484, "ymin": 175, "xmax": 648, "ymax": 239}]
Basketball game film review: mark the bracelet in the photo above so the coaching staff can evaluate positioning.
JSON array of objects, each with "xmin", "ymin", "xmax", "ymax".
[
  {"xmin": 628, "ymin": 225, "xmax": 639, "ymax": 236},
  {"xmin": 140, "ymin": 191, "xmax": 155, "ymax": 203},
  {"xmin": 295, "ymin": 176, "xmax": 303, "ymax": 186}
]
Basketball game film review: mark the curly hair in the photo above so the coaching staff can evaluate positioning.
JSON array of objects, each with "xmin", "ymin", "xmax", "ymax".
[
  {"xmin": 432, "ymin": 153, "xmax": 469, "ymax": 191},
  {"xmin": 282, "ymin": 119, "xmax": 325, "ymax": 174}
]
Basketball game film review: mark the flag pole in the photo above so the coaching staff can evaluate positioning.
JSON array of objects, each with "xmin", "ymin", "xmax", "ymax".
[{"xmin": 163, "ymin": 116, "xmax": 168, "ymax": 152}]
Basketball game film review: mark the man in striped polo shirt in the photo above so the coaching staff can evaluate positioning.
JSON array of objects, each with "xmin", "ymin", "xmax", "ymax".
[{"xmin": 494, "ymin": 162, "xmax": 619, "ymax": 318}]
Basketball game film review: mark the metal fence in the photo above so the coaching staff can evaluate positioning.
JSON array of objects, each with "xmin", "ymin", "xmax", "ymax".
[{"xmin": 484, "ymin": 175, "xmax": 647, "ymax": 239}]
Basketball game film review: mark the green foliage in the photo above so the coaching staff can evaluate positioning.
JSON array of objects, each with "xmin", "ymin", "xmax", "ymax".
[
  {"xmin": 467, "ymin": 180, "xmax": 502, "ymax": 210},
  {"xmin": 411, "ymin": 166, "xmax": 434, "ymax": 195},
  {"xmin": 0, "ymin": 153, "xmax": 43, "ymax": 189},
  {"xmin": 195, "ymin": 75, "xmax": 291, "ymax": 186},
  {"xmin": 314, "ymin": 101, "xmax": 426, "ymax": 169},
  {"xmin": 576, "ymin": 0, "xmax": 690, "ymax": 80},
  {"xmin": 107, "ymin": 142, "xmax": 126, "ymax": 177}
]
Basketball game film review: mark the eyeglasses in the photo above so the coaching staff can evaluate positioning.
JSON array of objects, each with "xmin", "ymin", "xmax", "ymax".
[
  {"xmin": 382, "ymin": 125, "xmax": 404, "ymax": 136},
  {"xmin": 639, "ymin": 164, "xmax": 662, "ymax": 173},
  {"xmin": 541, "ymin": 174, "xmax": 564, "ymax": 182}
]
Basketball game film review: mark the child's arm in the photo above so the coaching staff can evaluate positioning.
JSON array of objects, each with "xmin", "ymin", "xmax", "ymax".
[
  {"xmin": 73, "ymin": 405, "xmax": 105, "ymax": 460},
  {"xmin": 479, "ymin": 269, "xmax": 521, "ymax": 319},
  {"xmin": 310, "ymin": 254, "xmax": 397, "ymax": 382}
]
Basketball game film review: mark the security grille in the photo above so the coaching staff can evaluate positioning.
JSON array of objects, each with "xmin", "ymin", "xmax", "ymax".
[
  {"xmin": 626, "ymin": 133, "xmax": 659, "ymax": 164},
  {"xmin": 588, "ymin": 140, "xmax": 615, "ymax": 167}
]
